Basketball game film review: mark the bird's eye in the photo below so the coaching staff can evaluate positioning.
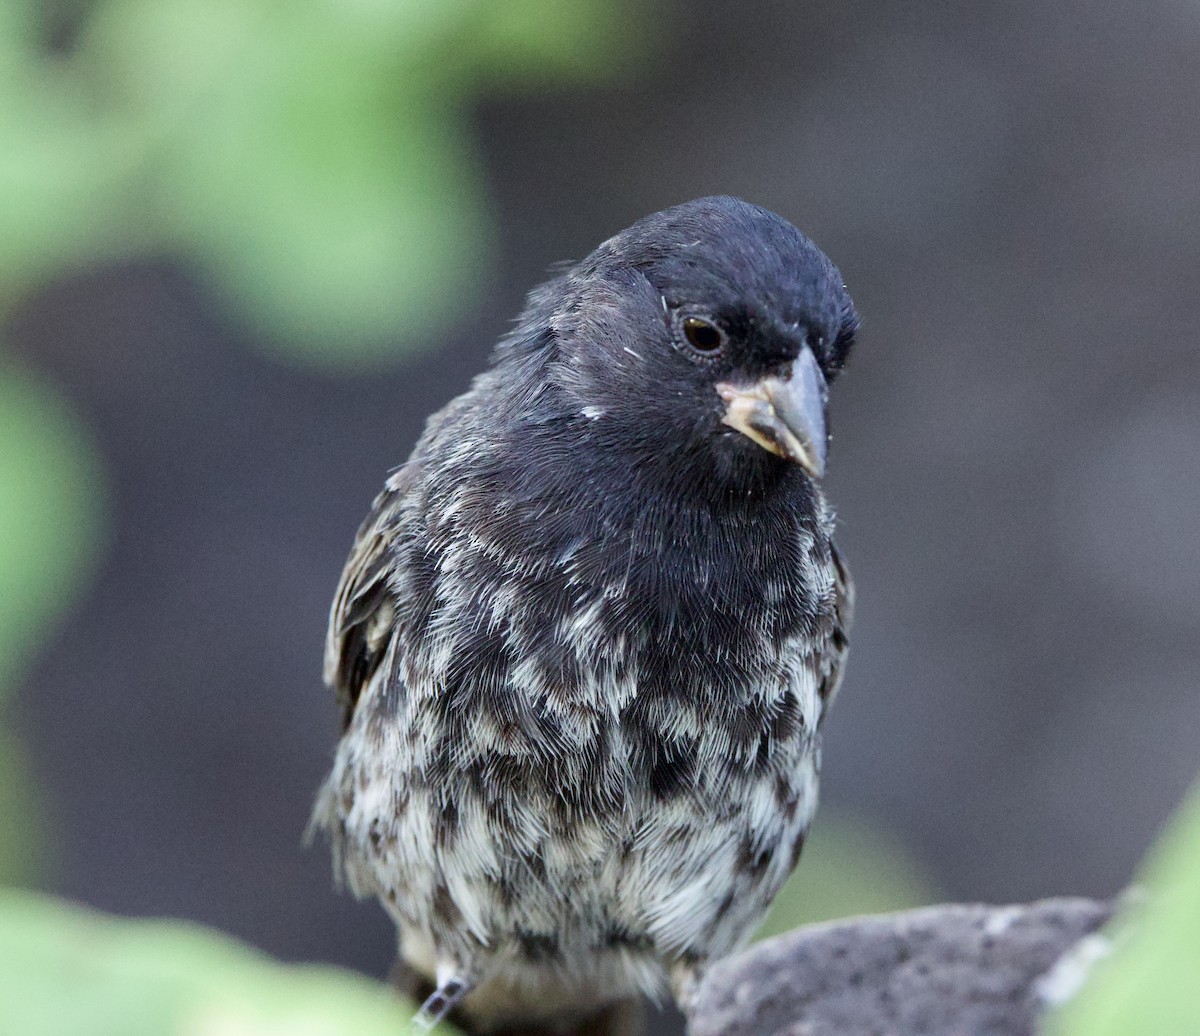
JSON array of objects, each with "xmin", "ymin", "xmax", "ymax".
[{"xmin": 682, "ymin": 317, "xmax": 724, "ymax": 355}]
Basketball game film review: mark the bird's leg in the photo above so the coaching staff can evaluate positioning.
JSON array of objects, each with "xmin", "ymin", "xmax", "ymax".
[{"xmin": 411, "ymin": 974, "xmax": 472, "ymax": 1032}]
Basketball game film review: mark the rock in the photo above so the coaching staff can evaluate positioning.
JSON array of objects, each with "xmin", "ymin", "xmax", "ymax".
[{"xmin": 686, "ymin": 898, "xmax": 1114, "ymax": 1036}]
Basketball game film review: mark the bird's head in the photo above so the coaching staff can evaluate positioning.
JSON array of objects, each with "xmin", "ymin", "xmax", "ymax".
[{"xmin": 505, "ymin": 196, "xmax": 858, "ymax": 488}]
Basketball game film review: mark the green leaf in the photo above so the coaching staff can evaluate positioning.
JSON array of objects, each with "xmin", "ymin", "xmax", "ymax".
[
  {"xmin": 0, "ymin": 362, "xmax": 105, "ymax": 887},
  {"xmin": 0, "ymin": 888, "xmax": 457, "ymax": 1036},
  {"xmin": 0, "ymin": 729, "xmax": 48, "ymax": 886},
  {"xmin": 70, "ymin": 0, "xmax": 645, "ymax": 369},
  {"xmin": 0, "ymin": 63, "xmax": 139, "ymax": 300},
  {"xmin": 168, "ymin": 88, "xmax": 490, "ymax": 368},
  {"xmin": 0, "ymin": 362, "xmax": 106, "ymax": 693},
  {"xmin": 1048, "ymin": 781, "xmax": 1200, "ymax": 1035}
]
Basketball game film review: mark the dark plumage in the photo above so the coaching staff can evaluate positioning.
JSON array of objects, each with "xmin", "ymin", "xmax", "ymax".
[{"xmin": 310, "ymin": 197, "xmax": 859, "ymax": 1034}]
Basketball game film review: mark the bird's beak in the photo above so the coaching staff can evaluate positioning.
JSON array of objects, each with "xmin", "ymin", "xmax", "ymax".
[{"xmin": 716, "ymin": 347, "xmax": 829, "ymax": 478}]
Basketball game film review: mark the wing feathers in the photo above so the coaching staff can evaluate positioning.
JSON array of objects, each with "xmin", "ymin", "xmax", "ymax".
[{"xmin": 324, "ymin": 462, "xmax": 418, "ymax": 727}]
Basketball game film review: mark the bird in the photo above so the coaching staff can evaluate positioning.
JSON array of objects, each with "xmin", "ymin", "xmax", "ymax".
[{"xmin": 309, "ymin": 196, "xmax": 858, "ymax": 1035}]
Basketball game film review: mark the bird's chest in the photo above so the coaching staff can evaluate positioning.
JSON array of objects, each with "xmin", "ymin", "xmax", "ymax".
[
  {"xmin": 398, "ymin": 510, "xmax": 831, "ymax": 793},
  {"xmin": 339, "ymin": 512, "xmax": 832, "ymax": 984},
  {"xmin": 393, "ymin": 494, "xmax": 835, "ymax": 801}
]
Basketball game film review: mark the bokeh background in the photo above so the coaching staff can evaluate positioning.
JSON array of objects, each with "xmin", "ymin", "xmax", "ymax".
[{"xmin": 3, "ymin": 0, "xmax": 1199, "ymax": 1029}]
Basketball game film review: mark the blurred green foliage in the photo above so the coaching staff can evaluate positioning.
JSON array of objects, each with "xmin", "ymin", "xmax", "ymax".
[
  {"xmin": 0, "ymin": 0, "xmax": 642, "ymax": 886},
  {"xmin": 0, "ymin": 364, "xmax": 106, "ymax": 886},
  {"xmin": 1049, "ymin": 780, "xmax": 1200, "ymax": 1036},
  {"xmin": 7, "ymin": 791, "xmax": 1200, "ymax": 1033},
  {"xmin": 0, "ymin": 4, "xmax": 135, "ymax": 297},
  {"xmin": 0, "ymin": 365, "xmax": 106, "ymax": 690},
  {"xmin": 756, "ymin": 811, "xmax": 938, "ymax": 939},
  {"xmin": 0, "ymin": 0, "xmax": 645, "ymax": 367},
  {"xmin": 0, "ymin": 888, "xmax": 457, "ymax": 1036},
  {"xmin": 0, "ymin": 727, "xmax": 49, "ymax": 888},
  {"xmin": 0, "ymin": 821, "xmax": 933, "ymax": 1036}
]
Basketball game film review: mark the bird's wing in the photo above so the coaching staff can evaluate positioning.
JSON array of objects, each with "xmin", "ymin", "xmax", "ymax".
[
  {"xmin": 818, "ymin": 539, "xmax": 855, "ymax": 716},
  {"xmin": 324, "ymin": 461, "xmax": 418, "ymax": 729}
]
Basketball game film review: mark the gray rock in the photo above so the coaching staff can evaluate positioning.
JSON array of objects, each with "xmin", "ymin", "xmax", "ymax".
[{"xmin": 686, "ymin": 898, "xmax": 1114, "ymax": 1036}]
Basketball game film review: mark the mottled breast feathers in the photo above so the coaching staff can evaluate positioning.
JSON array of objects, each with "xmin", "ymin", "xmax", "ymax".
[{"xmin": 325, "ymin": 458, "xmax": 854, "ymax": 737}]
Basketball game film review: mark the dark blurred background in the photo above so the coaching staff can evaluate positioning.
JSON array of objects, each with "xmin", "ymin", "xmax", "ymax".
[{"xmin": 2, "ymin": 0, "xmax": 1198, "ymax": 991}]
